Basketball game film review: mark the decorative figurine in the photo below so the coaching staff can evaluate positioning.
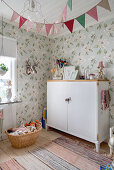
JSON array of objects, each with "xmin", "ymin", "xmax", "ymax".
[
  {"xmin": 25, "ymin": 59, "xmax": 33, "ymax": 75},
  {"xmin": 6, "ymin": 80, "xmax": 12, "ymax": 101},
  {"xmin": 98, "ymin": 61, "xmax": 104, "ymax": 79},
  {"xmin": 25, "ymin": 59, "xmax": 38, "ymax": 75}
]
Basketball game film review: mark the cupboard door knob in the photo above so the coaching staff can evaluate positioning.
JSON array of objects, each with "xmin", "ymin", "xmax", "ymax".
[
  {"xmin": 65, "ymin": 97, "xmax": 71, "ymax": 102},
  {"xmin": 65, "ymin": 98, "xmax": 69, "ymax": 102},
  {"xmin": 69, "ymin": 97, "xmax": 71, "ymax": 101}
]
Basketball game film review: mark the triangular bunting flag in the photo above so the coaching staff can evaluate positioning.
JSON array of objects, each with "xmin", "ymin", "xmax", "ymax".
[
  {"xmin": 58, "ymin": 15, "xmax": 64, "ymax": 28},
  {"xmin": 19, "ymin": 16, "xmax": 27, "ymax": 29},
  {"xmin": 36, "ymin": 23, "xmax": 44, "ymax": 34},
  {"xmin": 55, "ymin": 23, "xmax": 63, "ymax": 33},
  {"xmin": 26, "ymin": 21, "xmax": 34, "ymax": 32},
  {"xmin": 63, "ymin": 5, "xmax": 67, "ymax": 21},
  {"xmin": 98, "ymin": 0, "xmax": 111, "ymax": 11},
  {"xmin": 67, "ymin": 0, "xmax": 72, "ymax": 11},
  {"xmin": 52, "ymin": 24, "xmax": 55, "ymax": 34},
  {"xmin": 45, "ymin": 24, "xmax": 53, "ymax": 36},
  {"xmin": 10, "ymin": 11, "xmax": 19, "ymax": 22},
  {"xmin": 64, "ymin": 19, "xmax": 74, "ymax": 33},
  {"xmin": 76, "ymin": 14, "xmax": 85, "ymax": 28},
  {"xmin": 86, "ymin": 6, "xmax": 98, "ymax": 21}
]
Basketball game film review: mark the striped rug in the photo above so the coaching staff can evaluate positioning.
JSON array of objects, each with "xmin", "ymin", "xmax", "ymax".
[
  {"xmin": 2, "ymin": 136, "xmax": 112, "ymax": 170},
  {"xmin": 29, "ymin": 136, "xmax": 113, "ymax": 170},
  {"xmin": 15, "ymin": 153, "xmax": 52, "ymax": 170},
  {"xmin": 0, "ymin": 159, "xmax": 24, "ymax": 170},
  {"xmin": 53, "ymin": 136, "xmax": 113, "ymax": 167},
  {"xmin": 29, "ymin": 144, "xmax": 100, "ymax": 170},
  {"xmin": 30, "ymin": 147, "xmax": 80, "ymax": 170}
]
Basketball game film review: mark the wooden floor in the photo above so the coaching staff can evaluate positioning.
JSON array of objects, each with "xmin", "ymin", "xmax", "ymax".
[
  {"xmin": 0, "ymin": 128, "xmax": 112, "ymax": 169},
  {"xmin": 0, "ymin": 129, "xmax": 61, "ymax": 166}
]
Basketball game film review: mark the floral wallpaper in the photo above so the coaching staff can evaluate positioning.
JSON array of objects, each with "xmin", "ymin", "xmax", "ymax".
[
  {"xmin": 0, "ymin": 21, "xmax": 52, "ymax": 125},
  {"xmin": 0, "ymin": 17, "xmax": 114, "ymax": 126},
  {"xmin": 51, "ymin": 18, "xmax": 114, "ymax": 125}
]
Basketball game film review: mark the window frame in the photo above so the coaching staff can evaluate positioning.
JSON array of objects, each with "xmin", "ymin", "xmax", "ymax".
[{"xmin": 0, "ymin": 57, "xmax": 17, "ymax": 101}]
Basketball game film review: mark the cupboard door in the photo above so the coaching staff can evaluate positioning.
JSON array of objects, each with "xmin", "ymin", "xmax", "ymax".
[
  {"xmin": 47, "ymin": 82, "xmax": 68, "ymax": 131},
  {"xmin": 68, "ymin": 82, "xmax": 97, "ymax": 141}
]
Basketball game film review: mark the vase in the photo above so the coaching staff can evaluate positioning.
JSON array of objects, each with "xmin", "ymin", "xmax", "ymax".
[
  {"xmin": 6, "ymin": 88, "xmax": 12, "ymax": 101},
  {"xmin": 0, "ymin": 68, "xmax": 6, "ymax": 76}
]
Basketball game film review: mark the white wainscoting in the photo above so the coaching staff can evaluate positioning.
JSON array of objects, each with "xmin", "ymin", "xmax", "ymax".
[{"xmin": 0, "ymin": 104, "xmax": 16, "ymax": 140}]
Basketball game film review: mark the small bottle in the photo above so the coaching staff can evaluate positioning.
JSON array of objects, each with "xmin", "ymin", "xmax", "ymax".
[{"xmin": 84, "ymin": 70, "xmax": 87, "ymax": 80}]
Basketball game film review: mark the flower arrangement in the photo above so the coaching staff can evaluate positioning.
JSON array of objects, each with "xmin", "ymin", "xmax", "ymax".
[
  {"xmin": 56, "ymin": 59, "xmax": 67, "ymax": 68},
  {"xmin": 51, "ymin": 68, "xmax": 58, "ymax": 74},
  {"xmin": 51, "ymin": 59, "xmax": 68, "ymax": 80},
  {"xmin": 0, "ymin": 63, "xmax": 8, "ymax": 76},
  {"xmin": 0, "ymin": 63, "xmax": 8, "ymax": 71}
]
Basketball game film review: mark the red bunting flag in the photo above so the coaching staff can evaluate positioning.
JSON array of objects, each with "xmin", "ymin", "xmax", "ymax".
[
  {"xmin": 26, "ymin": 21, "xmax": 34, "ymax": 32},
  {"xmin": 64, "ymin": 19, "xmax": 74, "ymax": 33},
  {"xmin": 36, "ymin": 23, "xmax": 44, "ymax": 34},
  {"xmin": 10, "ymin": 11, "xmax": 19, "ymax": 22},
  {"xmin": 45, "ymin": 24, "xmax": 53, "ymax": 36},
  {"xmin": 52, "ymin": 24, "xmax": 55, "ymax": 34},
  {"xmin": 63, "ymin": 5, "xmax": 67, "ymax": 21},
  {"xmin": 19, "ymin": 16, "xmax": 27, "ymax": 29},
  {"xmin": 86, "ymin": 6, "xmax": 98, "ymax": 21}
]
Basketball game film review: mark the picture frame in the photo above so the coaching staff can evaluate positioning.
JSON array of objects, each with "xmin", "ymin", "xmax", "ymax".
[{"xmin": 63, "ymin": 66, "xmax": 78, "ymax": 80}]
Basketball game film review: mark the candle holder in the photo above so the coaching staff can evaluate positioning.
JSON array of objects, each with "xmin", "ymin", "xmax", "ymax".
[{"xmin": 97, "ymin": 61, "xmax": 104, "ymax": 80}]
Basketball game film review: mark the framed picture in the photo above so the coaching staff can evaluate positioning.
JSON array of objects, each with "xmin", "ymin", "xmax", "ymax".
[{"xmin": 63, "ymin": 66, "xmax": 78, "ymax": 80}]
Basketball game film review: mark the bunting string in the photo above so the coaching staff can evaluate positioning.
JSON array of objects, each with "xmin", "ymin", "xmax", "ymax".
[{"xmin": 1, "ymin": 0, "xmax": 111, "ymax": 36}]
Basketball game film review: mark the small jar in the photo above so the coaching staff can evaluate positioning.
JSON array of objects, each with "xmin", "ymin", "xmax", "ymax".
[{"xmin": 89, "ymin": 74, "xmax": 95, "ymax": 80}]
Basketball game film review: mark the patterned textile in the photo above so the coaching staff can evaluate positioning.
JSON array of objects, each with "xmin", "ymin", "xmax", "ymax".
[
  {"xmin": 0, "ymin": 159, "xmax": 24, "ymax": 170},
  {"xmin": 15, "ymin": 153, "xmax": 51, "ymax": 170},
  {"xmin": 53, "ymin": 136, "xmax": 113, "ymax": 167},
  {"xmin": 101, "ymin": 90, "xmax": 111, "ymax": 110},
  {"xmin": 30, "ymin": 147, "xmax": 79, "ymax": 170},
  {"xmin": 0, "ymin": 111, "xmax": 3, "ymax": 120}
]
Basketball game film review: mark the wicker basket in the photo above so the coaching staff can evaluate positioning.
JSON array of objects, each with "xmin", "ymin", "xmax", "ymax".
[{"xmin": 5, "ymin": 123, "xmax": 42, "ymax": 148}]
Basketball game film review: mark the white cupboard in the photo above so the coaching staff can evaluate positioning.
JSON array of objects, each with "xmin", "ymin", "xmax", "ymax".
[{"xmin": 47, "ymin": 80, "xmax": 109, "ymax": 152}]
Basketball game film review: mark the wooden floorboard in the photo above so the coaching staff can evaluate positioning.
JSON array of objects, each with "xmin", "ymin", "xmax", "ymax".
[{"xmin": 0, "ymin": 129, "xmax": 61, "ymax": 166}]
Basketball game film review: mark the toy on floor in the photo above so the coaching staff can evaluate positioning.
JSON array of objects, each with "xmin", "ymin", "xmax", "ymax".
[
  {"xmin": 7, "ymin": 120, "xmax": 41, "ymax": 135},
  {"xmin": 100, "ymin": 163, "xmax": 113, "ymax": 170},
  {"xmin": 41, "ymin": 107, "xmax": 47, "ymax": 129}
]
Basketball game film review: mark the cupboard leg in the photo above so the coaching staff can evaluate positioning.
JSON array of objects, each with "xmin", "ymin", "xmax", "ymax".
[
  {"xmin": 95, "ymin": 142, "xmax": 100, "ymax": 152},
  {"xmin": 110, "ymin": 148, "xmax": 113, "ymax": 155}
]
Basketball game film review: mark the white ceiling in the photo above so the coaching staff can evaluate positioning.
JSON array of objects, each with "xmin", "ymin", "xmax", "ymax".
[{"xmin": 0, "ymin": 0, "xmax": 114, "ymax": 38}]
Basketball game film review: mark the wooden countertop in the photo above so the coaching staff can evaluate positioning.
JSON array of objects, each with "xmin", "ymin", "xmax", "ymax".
[{"xmin": 47, "ymin": 79, "xmax": 109, "ymax": 82}]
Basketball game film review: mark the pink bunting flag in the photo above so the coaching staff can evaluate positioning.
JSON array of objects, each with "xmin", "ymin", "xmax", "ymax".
[
  {"xmin": 64, "ymin": 19, "xmax": 74, "ymax": 33},
  {"xmin": 36, "ymin": 23, "xmax": 44, "ymax": 34},
  {"xmin": 45, "ymin": 24, "xmax": 53, "ymax": 36},
  {"xmin": 55, "ymin": 23, "xmax": 62, "ymax": 33},
  {"xmin": 86, "ymin": 6, "xmax": 98, "ymax": 21},
  {"xmin": 57, "ymin": 15, "xmax": 64, "ymax": 28},
  {"xmin": 26, "ymin": 20, "xmax": 34, "ymax": 32},
  {"xmin": 10, "ymin": 11, "xmax": 19, "ymax": 22},
  {"xmin": 19, "ymin": 16, "xmax": 27, "ymax": 29},
  {"xmin": 62, "ymin": 5, "xmax": 67, "ymax": 21}
]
